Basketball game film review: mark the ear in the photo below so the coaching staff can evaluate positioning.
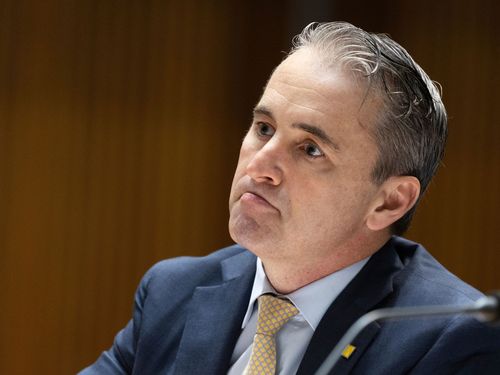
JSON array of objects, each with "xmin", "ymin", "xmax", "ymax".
[{"xmin": 366, "ymin": 176, "xmax": 421, "ymax": 231}]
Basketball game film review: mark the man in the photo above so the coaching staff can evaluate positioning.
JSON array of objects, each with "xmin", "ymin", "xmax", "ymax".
[{"xmin": 81, "ymin": 22, "xmax": 500, "ymax": 374}]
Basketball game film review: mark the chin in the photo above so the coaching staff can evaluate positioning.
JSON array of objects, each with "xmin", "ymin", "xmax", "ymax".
[
  {"xmin": 229, "ymin": 213, "xmax": 272, "ymax": 252},
  {"xmin": 229, "ymin": 214, "xmax": 256, "ymax": 244}
]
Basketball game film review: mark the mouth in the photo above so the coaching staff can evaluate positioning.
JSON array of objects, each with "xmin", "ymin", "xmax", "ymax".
[{"xmin": 240, "ymin": 191, "xmax": 278, "ymax": 211}]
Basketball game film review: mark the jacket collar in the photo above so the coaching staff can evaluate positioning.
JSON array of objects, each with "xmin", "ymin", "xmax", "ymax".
[
  {"xmin": 297, "ymin": 238, "xmax": 404, "ymax": 375},
  {"xmin": 173, "ymin": 249, "xmax": 256, "ymax": 375},
  {"xmin": 172, "ymin": 238, "xmax": 404, "ymax": 375}
]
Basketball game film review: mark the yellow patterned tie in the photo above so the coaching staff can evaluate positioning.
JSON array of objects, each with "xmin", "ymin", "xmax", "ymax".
[{"xmin": 244, "ymin": 294, "xmax": 299, "ymax": 375}]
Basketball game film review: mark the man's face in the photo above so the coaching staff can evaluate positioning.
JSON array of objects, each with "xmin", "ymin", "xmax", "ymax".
[{"xmin": 228, "ymin": 49, "xmax": 384, "ymax": 268}]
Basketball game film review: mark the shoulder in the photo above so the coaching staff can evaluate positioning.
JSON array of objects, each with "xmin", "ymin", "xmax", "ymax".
[
  {"xmin": 136, "ymin": 244, "xmax": 255, "ymax": 299},
  {"xmin": 390, "ymin": 236, "xmax": 483, "ymax": 305},
  {"xmin": 389, "ymin": 237, "xmax": 500, "ymax": 364},
  {"xmin": 356, "ymin": 237, "xmax": 500, "ymax": 373},
  {"xmin": 147, "ymin": 244, "xmax": 249, "ymax": 275}
]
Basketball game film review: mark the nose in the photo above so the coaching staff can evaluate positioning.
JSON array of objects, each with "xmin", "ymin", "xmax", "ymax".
[{"xmin": 245, "ymin": 140, "xmax": 284, "ymax": 185}]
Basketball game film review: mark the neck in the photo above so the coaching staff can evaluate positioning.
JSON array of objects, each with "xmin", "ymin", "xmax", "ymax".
[{"xmin": 261, "ymin": 235, "xmax": 390, "ymax": 294}]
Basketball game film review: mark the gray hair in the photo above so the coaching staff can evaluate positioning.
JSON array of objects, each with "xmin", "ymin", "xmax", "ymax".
[{"xmin": 290, "ymin": 22, "xmax": 448, "ymax": 235}]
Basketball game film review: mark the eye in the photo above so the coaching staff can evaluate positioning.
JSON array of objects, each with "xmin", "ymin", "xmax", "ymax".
[
  {"xmin": 303, "ymin": 143, "xmax": 324, "ymax": 158},
  {"xmin": 255, "ymin": 122, "xmax": 275, "ymax": 137}
]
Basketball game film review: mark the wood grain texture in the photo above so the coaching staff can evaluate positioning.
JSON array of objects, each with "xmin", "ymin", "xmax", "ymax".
[{"xmin": 0, "ymin": 0, "xmax": 498, "ymax": 373}]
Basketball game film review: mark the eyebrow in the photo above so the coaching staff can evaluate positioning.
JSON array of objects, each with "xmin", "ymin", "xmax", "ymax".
[{"xmin": 253, "ymin": 106, "xmax": 340, "ymax": 151}]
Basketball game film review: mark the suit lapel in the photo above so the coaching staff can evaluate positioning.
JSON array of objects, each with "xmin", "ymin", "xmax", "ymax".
[
  {"xmin": 297, "ymin": 239, "xmax": 404, "ymax": 375},
  {"xmin": 173, "ymin": 250, "xmax": 256, "ymax": 375}
]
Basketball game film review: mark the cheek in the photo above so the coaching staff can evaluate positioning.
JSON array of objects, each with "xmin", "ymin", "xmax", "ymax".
[
  {"xmin": 239, "ymin": 136, "xmax": 259, "ymax": 158},
  {"xmin": 229, "ymin": 145, "xmax": 253, "ymax": 199},
  {"xmin": 232, "ymin": 151, "xmax": 249, "ymax": 183},
  {"xmin": 286, "ymin": 179, "xmax": 333, "ymax": 221},
  {"xmin": 290, "ymin": 179, "xmax": 369, "ymax": 223},
  {"xmin": 232, "ymin": 138, "xmax": 259, "ymax": 178}
]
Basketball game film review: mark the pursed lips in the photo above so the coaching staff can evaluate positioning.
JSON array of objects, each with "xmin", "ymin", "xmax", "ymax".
[{"xmin": 239, "ymin": 190, "xmax": 278, "ymax": 211}]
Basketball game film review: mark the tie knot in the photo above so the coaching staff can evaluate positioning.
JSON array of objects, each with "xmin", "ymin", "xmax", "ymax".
[{"xmin": 255, "ymin": 294, "xmax": 299, "ymax": 336}]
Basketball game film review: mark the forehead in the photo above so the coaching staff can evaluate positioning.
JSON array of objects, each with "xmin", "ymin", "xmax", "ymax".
[{"xmin": 261, "ymin": 49, "xmax": 381, "ymax": 134}]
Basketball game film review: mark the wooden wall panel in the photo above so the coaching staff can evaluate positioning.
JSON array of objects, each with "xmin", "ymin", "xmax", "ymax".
[
  {"xmin": 378, "ymin": 0, "xmax": 500, "ymax": 291},
  {"xmin": 0, "ymin": 1, "xmax": 252, "ymax": 373},
  {"xmin": 0, "ymin": 0, "xmax": 498, "ymax": 374},
  {"xmin": 331, "ymin": 0, "xmax": 500, "ymax": 290}
]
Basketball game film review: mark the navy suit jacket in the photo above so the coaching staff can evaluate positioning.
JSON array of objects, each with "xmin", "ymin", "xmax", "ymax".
[{"xmin": 80, "ymin": 237, "xmax": 500, "ymax": 374}]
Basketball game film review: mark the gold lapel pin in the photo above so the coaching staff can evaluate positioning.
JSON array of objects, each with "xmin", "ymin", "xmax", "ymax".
[{"xmin": 341, "ymin": 344, "xmax": 356, "ymax": 359}]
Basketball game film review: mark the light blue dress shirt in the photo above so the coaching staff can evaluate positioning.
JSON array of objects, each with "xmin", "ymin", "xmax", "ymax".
[{"xmin": 227, "ymin": 256, "xmax": 370, "ymax": 375}]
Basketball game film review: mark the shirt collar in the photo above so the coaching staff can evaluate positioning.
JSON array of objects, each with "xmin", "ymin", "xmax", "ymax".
[{"xmin": 241, "ymin": 256, "xmax": 370, "ymax": 330}]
